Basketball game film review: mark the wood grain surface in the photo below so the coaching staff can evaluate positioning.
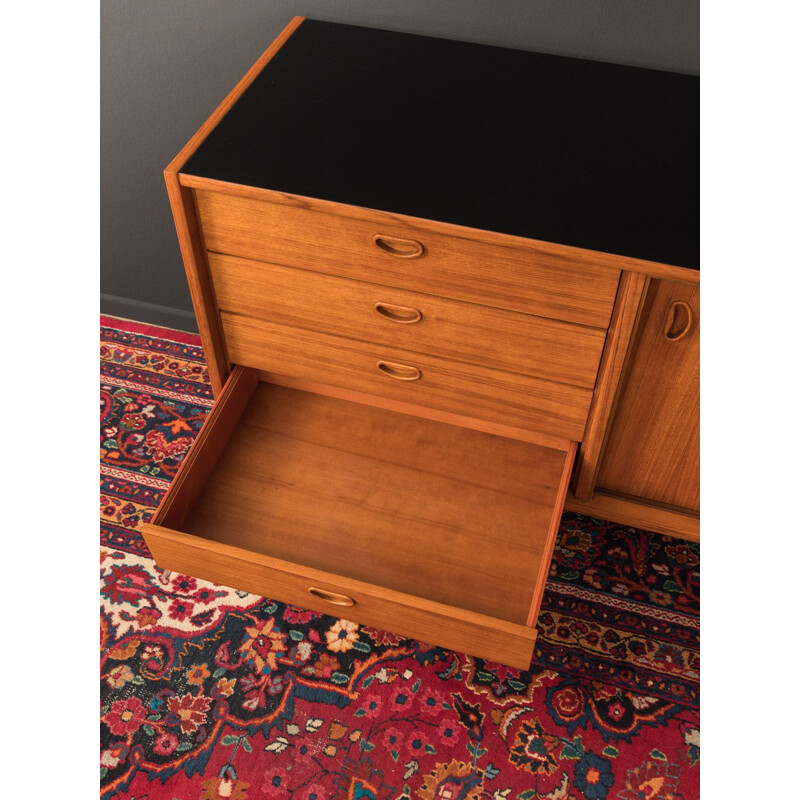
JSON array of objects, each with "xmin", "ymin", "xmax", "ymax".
[
  {"xmin": 207, "ymin": 251, "xmax": 608, "ymax": 388},
  {"xmin": 528, "ymin": 441, "xmax": 578, "ymax": 625},
  {"xmin": 251, "ymin": 371, "xmax": 573, "ymax": 451},
  {"xmin": 565, "ymin": 490, "xmax": 700, "ymax": 542},
  {"xmin": 151, "ymin": 365, "xmax": 258, "ymax": 530},
  {"xmin": 595, "ymin": 279, "xmax": 700, "ymax": 511},
  {"xmin": 141, "ymin": 523, "xmax": 538, "ymax": 669},
  {"xmin": 178, "ymin": 382, "xmax": 567, "ymax": 623},
  {"xmin": 183, "ymin": 174, "xmax": 700, "ymax": 286},
  {"xmin": 194, "ymin": 189, "xmax": 621, "ymax": 328},
  {"xmin": 571, "ymin": 271, "xmax": 649, "ymax": 499},
  {"xmin": 162, "ymin": 180, "xmax": 231, "ymax": 396},
  {"xmin": 221, "ymin": 312, "xmax": 594, "ymax": 441}
]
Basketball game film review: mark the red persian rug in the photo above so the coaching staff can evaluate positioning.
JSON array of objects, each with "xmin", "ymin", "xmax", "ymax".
[{"xmin": 100, "ymin": 315, "xmax": 699, "ymax": 800}]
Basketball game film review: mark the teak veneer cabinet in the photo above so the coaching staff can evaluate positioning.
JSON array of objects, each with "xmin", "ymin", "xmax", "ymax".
[{"xmin": 141, "ymin": 17, "xmax": 699, "ymax": 669}]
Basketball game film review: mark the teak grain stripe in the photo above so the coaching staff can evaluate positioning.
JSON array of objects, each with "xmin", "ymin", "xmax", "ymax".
[
  {"xmin": 252, "ymin": 371, "xmax": 573, "ymax": 451},
  {"xmin": 565, "ymin": 490, "xmax": 700, "ymax": 543},
  {"xmin": 221, "ymin": 312, "xmax": 593, "ymax": 441},
  {"xmin": 594, "ymin": 279, "xmax": 700, "ymax": 510},
  {"xmin": 527, "ymin": 441, "xmax": 578, "ymax": 626},
  {"xmin": 182, "ymin": 174, "xmax": 700, "ymax": 286},
  {"xmin": 177, "ymin": 382, "xmax": 566, "ymax": 622},
  {"xmin": 206, "ymin": 251, "xmax": 608, "ymax": 388},
  {"xmin": 163, "ymin": 180, "xmax": 231, "ymax": 395},
  {"xmin": 141, "ymin": 523, "xmax": 538, "ymax": 669},
  {"xmin": 194, "ymin": 189, "xmax": 621, "ymax": 328},
  {"xmin": 571, "ymin": 271, "xmax": 649, "ymax": 500}
]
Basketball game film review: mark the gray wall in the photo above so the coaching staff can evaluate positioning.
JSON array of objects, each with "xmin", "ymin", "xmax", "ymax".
[{"xmin": 101, "ymin": 1, "xmax": 699, "ymax": 332}]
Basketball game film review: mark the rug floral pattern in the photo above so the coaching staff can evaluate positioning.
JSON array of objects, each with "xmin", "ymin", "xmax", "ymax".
[{"xmin": 100, "ymin": 317, "xmax": 699, "ymax": 799}]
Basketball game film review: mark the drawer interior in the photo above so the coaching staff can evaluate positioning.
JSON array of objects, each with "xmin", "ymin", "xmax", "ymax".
[{"xmin": 145, "ymin": 366, "xmax": 574, "ymax": 628}]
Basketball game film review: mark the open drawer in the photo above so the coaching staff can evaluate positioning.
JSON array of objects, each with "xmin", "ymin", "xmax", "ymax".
[{"xmin": 141, "ymin": 366, "xmax": 576, "ymax": 669}]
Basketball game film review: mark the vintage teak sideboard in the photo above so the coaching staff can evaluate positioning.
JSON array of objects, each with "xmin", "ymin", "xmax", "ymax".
[{"xmin": 141, "ymin": 18, "xmax": 699, "ymax": 669}]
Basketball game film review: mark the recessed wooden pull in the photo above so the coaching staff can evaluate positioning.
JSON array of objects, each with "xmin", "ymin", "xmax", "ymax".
[
  {"xmin": 372, "ymin": 234, "xmax": 425, "ymax": 259},
  {"xmin": 663, "ymin": 300, "xmax": 694, "ymax": 341},
  {"xmin": 307, "ymin": 587, "xmax": 356, "ymax": 607},
  {"xmin": 374, "ymin": 302, "xmax": 423, "ymax": 324},
  {"xmin": 376, "ymin": 360, "xmax": 422, "ymax": 381}
]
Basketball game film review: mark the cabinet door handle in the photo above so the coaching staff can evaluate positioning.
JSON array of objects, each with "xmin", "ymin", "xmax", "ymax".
[
  {"xmin": 377, "ymin": 360, "xmax": 422, "ymax": 381},
  {"xmin": 374, "ymin": 302, "xmax": 423, "ymax": 324},
  {"xmin": 308, "ymin": 587, "xmax": 356, "ymax": 607},
  {"xmin": 372, "ymin": 234, "xmax": 425, "ymax": 259},
  {"xmin": 663, "ymin": 300, "xmax": 694, "ymax": 341}
]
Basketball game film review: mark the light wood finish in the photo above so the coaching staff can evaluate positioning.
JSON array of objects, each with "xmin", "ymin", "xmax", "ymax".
[
  {"xmin": 163, "ymin": 179, "xmax": 230, "ymax": 396},
  {"xmin": 221, "ymin": 311, "xmax": 594, "ymax": 441},
  {"xmin": 253, "ymin": 371, "xmax": 573, "ymax": 452},
  {"xmin": 177, "ymin": 382, "xmax": 568, "ymax": 622},
  {"xmin": 182, "ymin": 173, "xmax": 701, "ymax": 286},
  {"xmin": 372, "ymin": 234, "xmax": 425, "ymax": 258},
  {"xmin": 155, "ymin": 20, "xmax": 699, "ymax": 666},
  {"xmin": 595, "ymin": 279, "xmax": 700, "ymax": 511},
  {"xmin": 663, "ymin": 300, "xmax": 694, "ymax": 341},
  {"xmin": 565, "ymin": 490, "xmax": 700, "ymax": 543},
  {"xmin": 207, "ymin": 252, "xmax": 608, "ymax": 388},
  {"xmin": 571, "ymin": 271, "xmax": 650, "ymax": 499},
  {"xmin": 141, "ymin": 524, "xmax": 538, "ymax": 669},
  {"xmin": 194, "ymin": 189, "xmax": 621, "ymax": 328},
  {"xmin": 374, "ymin": 302, "xmax": 423, "ymax": 324},
  {"xmin": 151, "ymin": 365, "xmax": 258, "ymax": 530},
  {"xmin": 141, "ymin": 377, "xmax": 574, "ymax": 668},
  {"xmin": 528, "ymin": 441, "xmax": 578, "ymax": 625}
]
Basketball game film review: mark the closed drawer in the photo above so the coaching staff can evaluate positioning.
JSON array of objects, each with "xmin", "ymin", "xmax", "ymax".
[
  {"xmin": 194, "ymin": 189, "xmax": 621, "ymax": 328},
  {"xmin": 141, "ymin": 367, "xmax": 577, "ymax": 669},
  {"xmin": 221, "ymin": 311, "xmax": 593, "ymax": 441},
  {"xmin": 208, "ymin": 251, "xmax": 607, "ymax": 388}
]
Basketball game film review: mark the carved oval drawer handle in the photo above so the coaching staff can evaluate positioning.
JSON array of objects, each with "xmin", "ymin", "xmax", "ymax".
[
  {"xmin": 663, "ymin": 300, "xmax": 694, "ymax": 341},
  {"xmin": 374, "ymin": 302, "xmax": 423, "ymax": 324},
  {"xmin": 308, "ymin": 587, "xmax": 356, "ymax": 607},
  {"xmin": 377, "ymin": 360, "xmax": 422, "ymax": 381},
  {"xmin": 372, "ymin": 234, "xmax": 425, "ymax": 259}
]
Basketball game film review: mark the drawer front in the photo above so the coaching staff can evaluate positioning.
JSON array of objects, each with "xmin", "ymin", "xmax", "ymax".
[
  {"xmin": 208, "ymin": 252, "xmax": 607, "ymax": 389},
  {"xmin": 195, "ymin": 189, "xmax": 621, "ymax": 328},
  {"xmin": 221, "ymin": 312, "xmax": 592, "ymax": 441},
  {"xmin": 142, "ymin": 523, "xmax": 537, "ymax": 669}
]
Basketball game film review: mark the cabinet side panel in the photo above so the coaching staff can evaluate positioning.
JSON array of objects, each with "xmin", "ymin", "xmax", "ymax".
[{"xmin": 164, "ymin": 178, "xmax": 231, "ymax": 395}]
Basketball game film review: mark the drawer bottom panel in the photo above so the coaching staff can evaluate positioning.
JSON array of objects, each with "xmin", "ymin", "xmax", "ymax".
[{"xmin": 141, "ymin": 366, "xmax": 575, "ymax": 669}]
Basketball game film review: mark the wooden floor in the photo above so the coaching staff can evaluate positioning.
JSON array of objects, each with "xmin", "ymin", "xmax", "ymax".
[{"xmin": 184, "ymin": 382, "xmax": 568, "ymax": 623}]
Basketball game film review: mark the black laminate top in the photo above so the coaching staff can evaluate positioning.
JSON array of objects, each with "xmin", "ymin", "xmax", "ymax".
[{"xmin": 183, "ymin": 19, "xmax": 699, "ymax": 269}]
